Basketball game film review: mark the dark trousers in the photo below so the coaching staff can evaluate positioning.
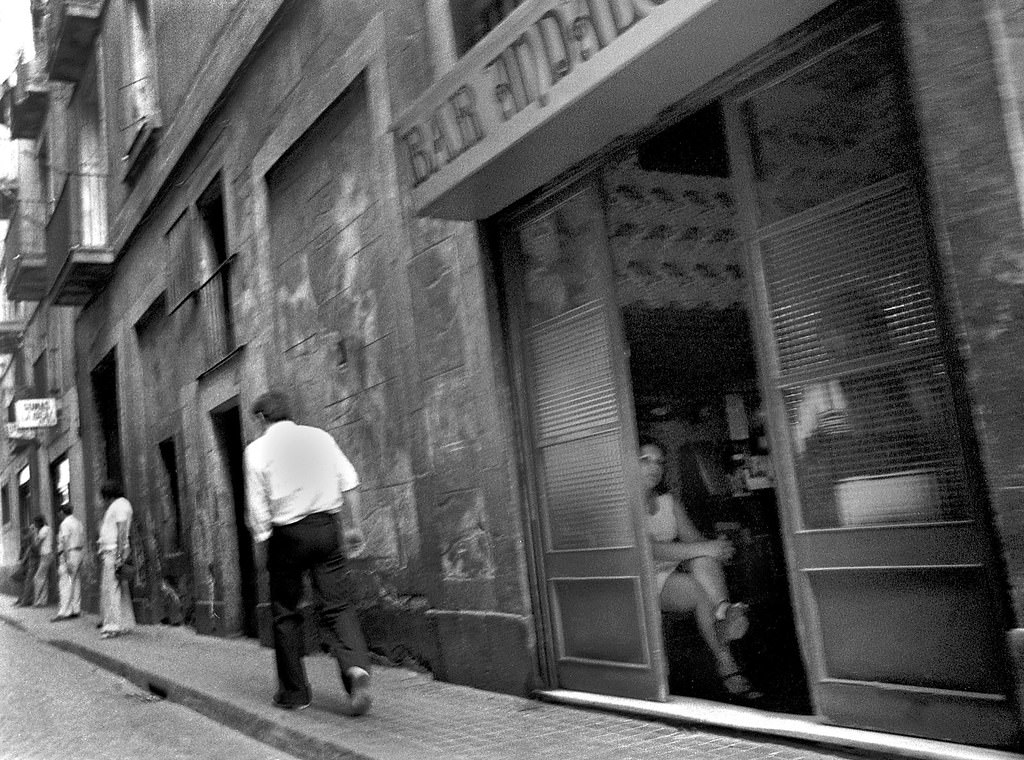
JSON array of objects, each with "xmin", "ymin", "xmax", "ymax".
[{"xmin": 268, "ymin": 512, "xmax": 370, "ymax": 703}]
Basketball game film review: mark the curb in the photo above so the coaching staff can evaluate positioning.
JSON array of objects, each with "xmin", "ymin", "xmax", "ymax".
[
  {"xmin": 0, "ymin": 608, "xmax": 376, "ymax": 760},
  {"xmin": 49, "ymin": 640, "xmax": 374, "ymax": 760}
]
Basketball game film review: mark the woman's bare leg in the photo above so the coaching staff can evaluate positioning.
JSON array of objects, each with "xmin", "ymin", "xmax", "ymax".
[
  {"xmin": 660, "ymin": 572, "xmax": 737, "ymax": 676},
  {"xmin": 690, "ymin": 556, "xmax": 748, "ymax": 641}
]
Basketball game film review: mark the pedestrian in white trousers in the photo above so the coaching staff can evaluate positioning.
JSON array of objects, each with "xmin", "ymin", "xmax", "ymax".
[
  {"xmin": 97, "ymin": 481, "xmax": 135, "ymax": 638},
  {"xmin": 53, "ymin": 504, "xmax": 85, "ymax": 621}
]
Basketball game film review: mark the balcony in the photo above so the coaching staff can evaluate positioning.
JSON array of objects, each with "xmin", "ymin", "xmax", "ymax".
[
  {"xmin": 3, "ymin": 198, "xmax": 49, "ymax": 302},
  {"xmin": 0, "ymin": 57, "xmax": 49, "ymax": 140},
  {"xmin": 49, "ymin": 172, "xmax": 114, "ymax": 305},
  {"xmin": 46, "ymin": 0, "xmax": 105, "ymax": 82}
]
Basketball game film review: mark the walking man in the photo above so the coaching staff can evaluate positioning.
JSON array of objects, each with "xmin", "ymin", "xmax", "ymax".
[
  {"xmin": 244, "ymin": 390, "xmax": 372, "ymax": 715},
  {"xmin": 52, "ymin": 504, "xmax": 85, "ymax": 621}
]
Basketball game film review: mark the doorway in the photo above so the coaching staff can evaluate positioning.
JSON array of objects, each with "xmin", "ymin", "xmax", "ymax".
[
  {"xmin": 210, "ymin": 404, "xmax": 258, "ymax": 638},
  {"xmin": 90, "ymin": 350, "xmax": 123, "ymax": 485},
  {"xmin": 500, "ymin": 2, "xmax": 1019, "ymax": 745},
  {"xmin": 607, "ymin": 100, "xmax": 810, "ymax": 712}
]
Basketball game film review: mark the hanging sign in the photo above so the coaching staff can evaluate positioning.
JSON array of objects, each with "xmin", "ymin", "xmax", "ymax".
[
  {"xmin": 5, "ymin": 422, "xmax": 36, "ymax": 441},
  {"xmin": 14, "ymin": 398, "xmax": 58, "ymax": 428},
  {"xmin": 393, "ymin": 0, "xmax": 832, "ymax": 219},
  {"xmin": 394, "ymin": 0, "xmax": 715, "ymax": 213}
]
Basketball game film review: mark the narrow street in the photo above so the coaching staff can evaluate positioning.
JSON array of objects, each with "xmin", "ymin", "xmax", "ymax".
[{"xmin": 0, "ymin": 620, "xmax": 300, "ymax": 760}]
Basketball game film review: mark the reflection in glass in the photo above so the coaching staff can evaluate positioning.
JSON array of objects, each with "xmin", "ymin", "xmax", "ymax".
[
  {"xmin": 520, "ymin": 188, "xmax": 606, "ymax": 327},
  {"xmin": 745, "ymin": 25, "xmax": 914, "ymax": 225}
]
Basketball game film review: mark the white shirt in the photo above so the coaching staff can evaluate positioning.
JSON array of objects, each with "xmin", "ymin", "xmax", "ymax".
[
  {"xmin": 36, "ymin": 524, "xmax": 53, "ymax": 557},
  {"xmin": 244, "ymin": 420, "xmax": 359, "ymax": 543},
  {"xmin": 58, "ymin": 514, "xmax": 85, "ymax": 553},
  {"xmin": 98, "ymin": 497, "xmax": 133, "ymax": 552}
]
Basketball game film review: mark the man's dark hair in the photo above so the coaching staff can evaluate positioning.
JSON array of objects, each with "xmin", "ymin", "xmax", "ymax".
[
  {"xmin": 251, "ymin": 390, "xmax": 293, "ymax": 423},
  {"xmin": 32, "ymin": 514, "xmax": 46, "ymax": 528},
  {"xmin": 60, "ymin": 503, "xmax": 74, "ymax": 515},
  {"xmin": 100, "ymin": 479, "xmax": 125, "ymax": 500}
]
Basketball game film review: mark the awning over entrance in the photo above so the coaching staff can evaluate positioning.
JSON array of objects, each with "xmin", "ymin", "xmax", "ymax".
[{"xmin": 392, "ymin": 0, "xmax": 834, "ymax": 220}]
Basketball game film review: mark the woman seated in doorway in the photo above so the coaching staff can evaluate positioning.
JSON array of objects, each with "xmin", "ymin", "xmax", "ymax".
[{"xmin": 639, "ymin": 435, "xmax": 759, "ymax": 699}]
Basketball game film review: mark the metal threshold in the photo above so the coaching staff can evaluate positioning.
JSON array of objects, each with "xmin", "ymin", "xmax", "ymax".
[{"xmin": 536, "ymin": 689, "xmax": 1021, "ymax": 760}]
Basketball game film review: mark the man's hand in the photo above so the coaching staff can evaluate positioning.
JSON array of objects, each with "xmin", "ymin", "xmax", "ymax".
[{"xmin": 343, "ymin": 527, "xmax": 366, "ymax": 560}]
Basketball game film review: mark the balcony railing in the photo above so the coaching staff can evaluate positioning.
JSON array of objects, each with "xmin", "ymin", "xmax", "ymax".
[
  {"xmin": 49, "ymin": 171, "xmax": 115, "ymax": 305},
  {"xmin": 0, "ymin": 57, "xmax": 49, "ymax": 140},
  {"xmin": 3, "ymin": 197, "xmax": 49, "ymax": 302},
  {"xmin": 45, "ymin": 0, "xmax": 105, "ymax": 82}
]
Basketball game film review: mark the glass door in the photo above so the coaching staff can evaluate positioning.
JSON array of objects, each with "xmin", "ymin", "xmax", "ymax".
[
  {"xmin": 500, "ymin": 179, "xmax": 667, "ymax": 700},
  {"xmin": 724, "ymin": 5, "xmax": 1021, "ymax": 746}
]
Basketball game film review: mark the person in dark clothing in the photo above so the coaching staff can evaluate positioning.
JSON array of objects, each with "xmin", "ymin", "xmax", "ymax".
[{"xmin": 14, "ymin": 519, "xmax": 41, "ymax": 607}]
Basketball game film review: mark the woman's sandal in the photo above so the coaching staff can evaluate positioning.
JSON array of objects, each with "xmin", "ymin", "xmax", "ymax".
[
  {"xmin": 721, "ymin": 671, "xmax": 763, "ymax": 701},
  {"xmin": 715, "ymin": 602, "xmax": 750, "ymax": 642}
]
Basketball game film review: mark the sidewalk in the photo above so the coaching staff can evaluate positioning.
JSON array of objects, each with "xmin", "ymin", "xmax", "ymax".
[{"xmin": 0, "ymin": 596, "xmax": 1015, "ymax": 760}]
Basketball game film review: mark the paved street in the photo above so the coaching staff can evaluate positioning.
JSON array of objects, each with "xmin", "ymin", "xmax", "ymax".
[
  {"xmin": 0, "ymin": 620, "xmax": 301, "ymax": 760},
  {"xmin": 0, "ymin": 600, "xmax": 876, "ymax": 760}
]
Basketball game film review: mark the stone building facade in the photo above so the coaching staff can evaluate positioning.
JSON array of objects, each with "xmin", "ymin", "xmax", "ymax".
[{"xmin": 1, "ymin": 0, "xmax": 1024, "ymax": 750}]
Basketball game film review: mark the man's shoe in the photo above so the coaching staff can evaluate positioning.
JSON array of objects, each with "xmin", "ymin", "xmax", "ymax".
[
  {"xmin": 50, "ymin": 615, "xmax": 69, "ymax": 622},
  {"xmin": 272, "ymin": 693, "xmax": 311, "ymax": 711},
  {"xmin": 67, "ymin": 613, "xmax": 80, "ymax": 619},
  {"xmin": 346, "ymin": 668, "xmax": 372, "ymax": 716}
]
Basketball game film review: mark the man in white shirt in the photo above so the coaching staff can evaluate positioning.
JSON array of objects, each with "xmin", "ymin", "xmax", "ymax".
[
  {"xmin": 32, "ymin": 516, "xmax": 53, "ymax": 607},
  {"xmin": 97, "ymin": 481, "xmax": 136, "ymax": 638},
  {"xmin": 245, "ymin": 390, "xmax": 372, "ymax": 715},
  {"xmin": 52, "ymin": 503, "xmax": 86, "ymax": 621}
]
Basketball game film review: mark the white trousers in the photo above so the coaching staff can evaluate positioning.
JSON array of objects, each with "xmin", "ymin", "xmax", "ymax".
[
  {"xmin": 99, "ymin": 550, "xmax": 135, "ymax": 634},
  {"xmin": 57, "ymin": 549, "xmax": 83, "ymax": 617}
]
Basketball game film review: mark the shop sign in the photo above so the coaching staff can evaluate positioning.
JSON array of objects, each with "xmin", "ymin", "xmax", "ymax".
[
  {"xmin": 5, "ymin": 422, "xmax": 35, "ymax": 441},
  {"xmin": 14, "ymin": 398, "xmax": 58, "ymax": 428},
  {"xmin": 395, "ymin": 0, "xmax": 714, "ymax": 213}
]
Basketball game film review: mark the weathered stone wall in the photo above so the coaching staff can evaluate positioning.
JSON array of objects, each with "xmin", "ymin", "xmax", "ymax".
[{"xmin": 73, "ymin": 0, "xmax": 537, "ymax": 694}]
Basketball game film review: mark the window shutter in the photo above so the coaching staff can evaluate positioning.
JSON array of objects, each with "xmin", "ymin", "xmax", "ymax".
[{"xmin": 166, "ymin": 212, "xmax": 194, "ymax": 311}]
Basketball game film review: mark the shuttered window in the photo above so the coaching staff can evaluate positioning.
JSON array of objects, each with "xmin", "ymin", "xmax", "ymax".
[{"xmin": 165, "ymin": 210, "xmax": 194, "ymax": 312}]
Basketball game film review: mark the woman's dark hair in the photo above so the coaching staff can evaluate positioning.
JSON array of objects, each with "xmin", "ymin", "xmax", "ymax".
[
  {"xmin": 100, "ymin": 479, "xmax": 125, "ymax": 500},
  {"xmin": 638, "ymin": 434, "xmax": 670, "ymax": 495},
  {"xmin": 251, "ymin": 390, "xmax": 293, "ymax": 423}
]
